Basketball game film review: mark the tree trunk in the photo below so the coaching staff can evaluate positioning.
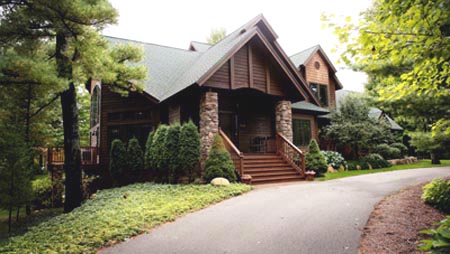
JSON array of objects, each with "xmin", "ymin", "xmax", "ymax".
[
  {"xmin": 56, "ymin": 32, "xmax": 82, "ymax": 213},
  {"xmin": 61, "ymin": 83, "xmax": 82, "ymax": 213},
  {"xmin": 8, "ymin": 205, "xmax": 12, "ymax": 233},
  {"xmin": 431, "ymin": 152, "xmax": 441, "ymax": 164},
  {"xmin": 16, "ymin": 206, "xmax": 20, "ymax": 222},
  {"xmin": 25, "ymin": 84, "xmax": 32, "ymax": 216}
]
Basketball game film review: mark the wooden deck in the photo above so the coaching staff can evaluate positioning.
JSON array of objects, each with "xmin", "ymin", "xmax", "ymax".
[{"xmin": 47, "ymin": 146, "xmax": 99, "ymax": 166}]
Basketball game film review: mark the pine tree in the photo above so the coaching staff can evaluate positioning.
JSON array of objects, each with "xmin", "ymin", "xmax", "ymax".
[
  {"xmin": 305, "ymin": 139, "xmax": 328, "ymax": 176},
  {"xmin": 203, "ymin": 135, "xmax": 237, "ymax": 183},
  {"xmin": 0, "ymin": 0, "xmax": 146, "ymax": 212},
  {"xmin": 179, "ymin": 120, "xmax": 200, "ymax": 182},
  {"xmin": 165, "ymin": 124, "xmax": 181, "ymax": 183},
  {"xmin": 127, "ymin": 137, "xmax": 144, "ymax": 175},
  {"xmin": 109, "ymin": 139, "xmax": 127, "ymax": 185},
  {"xmin": 150, "ymin": 125, "xmax": 169, "ymax": 182}
]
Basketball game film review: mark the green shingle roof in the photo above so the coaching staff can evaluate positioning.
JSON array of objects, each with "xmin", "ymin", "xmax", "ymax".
[
  {"xmin": 291, "ymin": 101, "xmax": 330, "ymax": 114},
  {"xmin": 105, "ymin": 15, "xmax": 267, "ymax": 102},
  {"xmin": 289, "ymin": 45, "xmax": 320, "ymax": 67}
]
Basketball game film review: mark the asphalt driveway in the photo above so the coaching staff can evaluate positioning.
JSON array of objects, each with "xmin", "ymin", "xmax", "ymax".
[{"xmin": 100, "ymin": 167, "xmax": 450, "ymax": 254}]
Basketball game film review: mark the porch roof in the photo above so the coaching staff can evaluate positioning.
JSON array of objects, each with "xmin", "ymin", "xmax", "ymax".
[{"xmin": 292, "ymin": 101, "xmax": 330, "ymax": 114}]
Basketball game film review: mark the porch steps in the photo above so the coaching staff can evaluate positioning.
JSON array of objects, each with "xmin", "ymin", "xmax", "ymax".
[{"xmin": 242, "ymin": 154, "xmax": 304, "ymax": 184}]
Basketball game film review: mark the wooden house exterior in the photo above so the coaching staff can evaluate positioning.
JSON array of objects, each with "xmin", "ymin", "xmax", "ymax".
[{"xmin": 82, "ymin": 15, "xmax": 345, "ymax": 184}]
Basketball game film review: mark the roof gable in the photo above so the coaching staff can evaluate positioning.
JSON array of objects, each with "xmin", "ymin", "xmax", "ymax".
[{"xmin": 290, "ymin": 45, "xmax": 343, "ymax": 89}]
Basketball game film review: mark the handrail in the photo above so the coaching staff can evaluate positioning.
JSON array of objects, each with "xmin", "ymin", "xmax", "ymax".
[
  {"xmin": 276, "ymin": 133, "xmax": 305, "ymax": 176},
  {"xmin": 48, "ymin": 146, "xmax": 99, "ymax": 166},
  {"xmin": 219, "ymin": 129, "xmax": 244, "ymax": 177}
]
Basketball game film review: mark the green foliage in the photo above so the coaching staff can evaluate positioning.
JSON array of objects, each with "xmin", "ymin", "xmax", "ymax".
[
  {"xmin": 319, "ymin": 160, "xmax": 450, "ymax": 181},
  {"xmin": 361, "ymin": 153, "xmax": 390, "ymax": 169},
  {"xmin": 144, "ymin": 131, "xmax": 155, "ymax": 171},
  {"xmin": 374, "ymin": 143, "xmax": 401, "ymax": 160},
  {"xmin": 165, "ymin": 124, "xmax": 181, "ymax": 183},
  {"xmin": 150, "ymin": 125, "xmax": 169, "ymax": 182},
  {"xmin": 179, "ymin": 120, "xmax": 200, "ymax": 182},
  {"xmin": 410, "ymin": 131, "xmax": 450, "ymax": 160},
  {"xmin": 203, "ymin": 135, "xmax": 237, "ymax": 183},
  {"xmin": 422, "ymin": 178, "xmax": 450, "ymax": 214},
  {"xmin": 32, "ymin": 175, "xmax": 63, "ymax": 209},
  {"xmin": 420, "ymin": 216, "xmax": 450, "ymax": 253},
  {"xmin": 325, "ymin": 0, "xmax": 450, "ymax": 138},
  {"xmin": 109, "ymin": 139, "xmax": 127, "ymax": 181},
  {"xmin": 324, "ymin": 94, "xmax": 393, "ymax": 159},
  {"xmin": 321, "ymin": 151, "xmax": 346, "ymax": 169},
  {"xmin": 206, "ymin": 28, "xmax": 226, "ymax": 45},
  {"xmin": 391, "ymin": 142, "xmax": 408, "ymax": 157},
  {"xmin": 0, "ymin": 183, "xmax": 251, "ymax": 254},
  {"xmin": 305, "ymin": 139, "xmax": 328, "ymax": 175},
  {"xmin": 127, "ymin": 137, "xmax": 144, "ymax": 173}
]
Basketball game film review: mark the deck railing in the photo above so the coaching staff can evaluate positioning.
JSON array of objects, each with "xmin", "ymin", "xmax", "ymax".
[
  {"xmin": 47, "ymin": 146, "xmax": 99, "ymax": 166},
  {"xmin": 276, "ymin": 133, "xmax": 305, "ymax": 176},
  {"xmin": 219, "ymin": 129, "xmax": 244, "ymax": 177}
]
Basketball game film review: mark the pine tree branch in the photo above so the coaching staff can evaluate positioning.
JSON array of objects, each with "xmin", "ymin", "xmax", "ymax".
[{"xmin": 29, "ymin": 92, "xmax": 61, "ymax": 119}]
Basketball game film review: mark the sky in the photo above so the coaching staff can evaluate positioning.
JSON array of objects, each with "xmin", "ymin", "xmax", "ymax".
[{"xmin": 103, "ymin": 0, "xmax": 373, "ymax": 92}]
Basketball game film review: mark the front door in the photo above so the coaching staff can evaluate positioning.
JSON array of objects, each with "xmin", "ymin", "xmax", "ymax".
[{"xmin": 219, "ymin": 111, "xmax": 239, "ymax": 147}]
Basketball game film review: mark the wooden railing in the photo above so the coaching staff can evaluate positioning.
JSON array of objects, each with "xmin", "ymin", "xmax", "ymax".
[
  {"xmin": 48, "ymin": 146, "xmax": 99, "ymax": 166},
  {"xmin": 276, "ymin": 133, "xmax": 305, "ymax": 176},
  {"xmin": 219, "ymin": 129, "xmax": 244, "ymax": 177}
]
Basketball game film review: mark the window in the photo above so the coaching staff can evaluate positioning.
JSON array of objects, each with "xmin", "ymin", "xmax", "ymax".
[
  {"xmin": 293, "ymin": 119, "xmax": 311, "ymax": 147},
  {"xmin": 90, "ymin": 86, "xmax": 100, "ymax": 127},
  {"xmin": 310, "ymin": 83, "xmax": 329, "ymax": 107},
  {"xmin": 108, "ymin": 124, "xmax": 153, "ymax": 149}
]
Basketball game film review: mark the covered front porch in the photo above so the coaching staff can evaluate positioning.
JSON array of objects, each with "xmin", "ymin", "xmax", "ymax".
[{"xmin": 199, "ymin": 89, "xmax": 305, "ymax": 183}]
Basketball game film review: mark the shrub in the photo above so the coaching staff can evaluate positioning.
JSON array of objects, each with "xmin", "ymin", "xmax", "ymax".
[
  {"xmin": 361, "ymin": 153, "xmax": 390, "ymax": 169},
  {"xmin": 109, "ymin": 139, "xmax": 127, "ymax": 182},
  {"xmin": 391, "ymin": 142, "xmax": 408, "ymax": 157},
  {"xmin": 374, "ymin": 143, "xmax": 401, "ymax": 159},
  {"xmin": 127, "ymin": 137, "xmax": 144, "ymax": 174},
  {"xmin": 150, "ymin": 125, "xmax": 169, "ymax": 182},
  {"xmin": 346, "ymin": 160, "xmax": 369, "ymax": 170},
  {"xmin": 166, "ymin": 124, "xmax": 181, "ymax": 183},
  {"xmin": 305, "ymin": 139, "xmax": 327, "ymax": 175},
  {"xmin": 419, "ymin": 216, "xmax": 450, "ymax": 253},
  {"xmin": 422, "ymin": 178, "xmax": 450, "ymax": 213},
  {"xmin": 144, "ymin": 130, "xmax": 155, "ymax": 171},
  {"xmin": 321, "ymin": 151, "xmax": 346, "ymax": 169},
  {"xmin": 179, "ymin": 120, "xmax": 200, "ymax": 182},
  {"xmin": 32, "ymin": 175, "xmax": 63, "ymax": 209},
  {"xmin": 203, "ymin": 135, "xmax": 237, "ymax": 183}
]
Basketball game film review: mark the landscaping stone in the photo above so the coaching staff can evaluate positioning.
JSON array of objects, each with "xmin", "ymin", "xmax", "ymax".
[
  {"xmin": 211, "ymin": 177, "xmax": 230, "ymax": 186},
  {"xmin": 327, "ymin": 166, "xmax": 335, "ymax": 173},
  {"xmin": 241, "ymin": 174, "xmax": 252, "ymax": 185}
]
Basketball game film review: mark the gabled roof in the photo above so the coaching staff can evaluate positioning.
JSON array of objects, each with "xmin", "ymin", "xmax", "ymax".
[
  {"xmin": 289, "ymin": 44, "xmax": 343, "ymax": 89},
  {"xmin": 105, "ymin": 14, "xmax": 319, "ymax": 104}
]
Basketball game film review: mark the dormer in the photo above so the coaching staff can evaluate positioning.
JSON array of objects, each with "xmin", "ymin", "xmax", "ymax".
[{"xmin": 290, "ymin": 45, "xmax": 343, "ymax": 109}]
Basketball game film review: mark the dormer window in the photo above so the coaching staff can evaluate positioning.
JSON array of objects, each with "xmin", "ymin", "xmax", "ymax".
[{"xmin": 310, "ymin": 82, "xmax": 328, "ymax": 107}]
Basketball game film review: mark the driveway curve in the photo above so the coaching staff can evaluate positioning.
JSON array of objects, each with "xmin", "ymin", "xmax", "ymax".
[{"xmin": 100, "ymin": 167, "xmax": 450, "ymax": 254}]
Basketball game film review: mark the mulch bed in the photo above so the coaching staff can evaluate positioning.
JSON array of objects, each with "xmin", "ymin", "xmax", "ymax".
[{"xmin": 358, "ymin": 182, "xmax": 447, "ymax": 254}]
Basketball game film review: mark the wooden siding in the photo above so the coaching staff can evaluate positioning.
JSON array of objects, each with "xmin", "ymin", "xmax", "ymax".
[
  {"xmin": 99, "ymin": 86, "xmax": 158, "ymax": 167},
  {"xmin": 168, "ymin": 103, "xmax": 181, "ymax": 124},
  {"xmin": 304, "ymin": 52, "xmax": 337, "ymax": 109},
  {"xmin": 204, "ymin": 38, "xmax": 290, "ymax": 98}
]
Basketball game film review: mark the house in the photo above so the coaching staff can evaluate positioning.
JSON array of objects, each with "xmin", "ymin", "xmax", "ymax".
[{"xmin": 86, "ymin": 15, "xmax": 343, "ymax": 184}]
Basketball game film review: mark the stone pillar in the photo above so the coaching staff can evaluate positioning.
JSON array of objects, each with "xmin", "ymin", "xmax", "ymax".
[
  {"xmin": 275, "ymin": 100, "xmax": 293, "ymax": 142},
  {"xmin": 200, "ymin": 91, "xmax": 219, "ymax": 163}
]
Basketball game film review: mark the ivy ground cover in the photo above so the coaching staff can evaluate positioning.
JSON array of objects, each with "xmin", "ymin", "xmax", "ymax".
[{"xmin": 0, "ymin": 183, "xmax": 251, "ymax": 254}]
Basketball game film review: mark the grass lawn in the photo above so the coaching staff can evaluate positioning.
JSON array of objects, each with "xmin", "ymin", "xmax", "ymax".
[
  {"xmin": 0, "ymin": 183, "xmax": 251, "ymax": 254},
  {"xmin": 317, "ymin": 160, "xmax": 450, "ymax": 181}
]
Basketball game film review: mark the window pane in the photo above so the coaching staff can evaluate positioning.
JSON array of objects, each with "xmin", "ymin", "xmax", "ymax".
[
  {"xmin": 310, "ymin": 83, "xmax": 318, "ymax": 98},
  {"xmin": 293, "ymin": 119, "xmax": 301, "ymax": 146},
  {"xmin": 299, "ymin": 119, "xmax": 311, "ymax": 146},
  {"xmin": 319, "ymin": 85, "xmax": 328, "ymax": 107}
]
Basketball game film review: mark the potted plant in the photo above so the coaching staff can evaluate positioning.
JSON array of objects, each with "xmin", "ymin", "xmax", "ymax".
[{"xmin": 305, "ymin": 170, "xmax": 316, "ymax": 181}]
